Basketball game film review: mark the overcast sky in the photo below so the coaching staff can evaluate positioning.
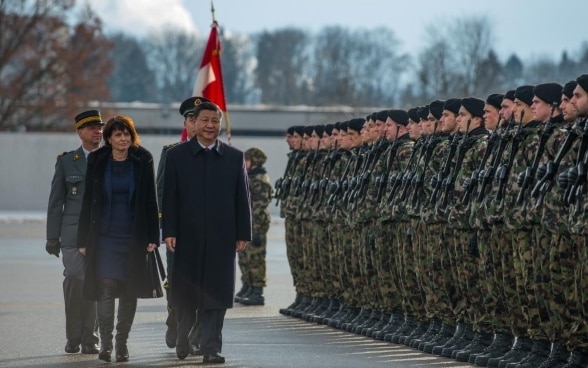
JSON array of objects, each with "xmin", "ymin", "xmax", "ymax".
[{"xmin": 85, "ymin": 0, "xmax": 587, "ymax": 62}]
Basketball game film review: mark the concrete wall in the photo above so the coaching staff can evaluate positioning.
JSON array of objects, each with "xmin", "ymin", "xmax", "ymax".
[{"xmin": 0, "ymin": 132, "xmax": 289, "ymax": 212}]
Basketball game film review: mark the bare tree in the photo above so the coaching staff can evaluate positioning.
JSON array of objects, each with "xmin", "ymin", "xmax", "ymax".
[
  {"xmin": 144, "ymin": 27, "xmax": 204, "ymax": 102},
  {"xmin": 0, "ymin": 0, "xmax": 113, "ymax": 130},
  {"xmin": 221, "ymin": 32, "xmax": 256, "ymax": 104},
  {"xmin": 254, "ymin": 28, "xmax": 311, "ymax": 105}
]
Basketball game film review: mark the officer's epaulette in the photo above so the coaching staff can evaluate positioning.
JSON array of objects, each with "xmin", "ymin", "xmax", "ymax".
[
  {"xmin": 58, "ymin": 150, "xmax": 72, "ymax": 158},
  {"xmin": 163, "ymin": 141, "xmax": 182, "ymax": 150}
]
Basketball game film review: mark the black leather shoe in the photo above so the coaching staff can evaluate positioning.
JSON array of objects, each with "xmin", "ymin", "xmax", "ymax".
[
  {"xmin": 81, "ymin": 343, "xmax": 99, "ymax": 354},
  {"xmin": 65, "ymin": 342, "xmax": 80, "ymax": 354},
  {"xmin": 165, "ymin": 326, "xmax": 177, "ymax": 348},
  {"xmin": 115, "ymin": 342, "xmax": 129, "ymax": 362},
  {"xmin": 203, "ymin": 352, "xmax": 225, "ymax": 364},
  {"xmin": 190, "ymin": 344, "xmax": 203, "ymax": 356},
  {"xmin": 176, "ymin": 343, "xmax": 189, "ymax": 360}
]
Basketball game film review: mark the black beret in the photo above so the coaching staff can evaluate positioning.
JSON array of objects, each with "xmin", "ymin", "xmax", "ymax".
[
  {"xmin": 293, "ymin": 125, "xmax": 305, "ymax": 136},
  {"xmin": 504, "ymin": 89, "xmax": 516, "ymax": 101},
  {"xmin": 407, "ymin": 107, "xmax": 420, "ymax": 123},
  {"xmin": 387, "ymin": 109, "xmax": 409, "ymax": 126},
  {"xmin": 533, "ymin": 83, "xmax": 563, "ymax": 106},
  {"xmin": 576, "ymin": 74, "xmax": 588, "ymax": 94},
  {"xmin": 324, "ymin": 123, "xmax": 334, "ymax": 135},
  {"xmin": 287, "ymin": 126, "xmax": 296, "ymax": 135},
  {"xmin": 179, "ymin": 96, "xmax": 212, "ymax": 117},
  {"xmin": 74, "ymin": 109, "xmax": 103, "ymax": 129},
  {"xmin": 371, "ymin": 112, "xmax": 379, "ymax": 121},
  {"xmin": 417, "ymin": 105, "xmax": 430, "ymax": 121},
  {"xmin": 347, "ymin": 118, "xmax": 366, "ymax": 133},
  {"xmin": 563, "ymin": 81, "xmax": 577, "ymax": 98},
  {"xmin": 338, "ymin": 121, "xmax": 348, "ymax": 132},
  {"xmin": 515, "ymin": 85, "xmax": 534, "ymax": 106},
  {"xmin": 303, "ymin": 125, "xmax": 315, "ymax": 137},
  {"xmin": 429, "ymin": 100, "xmax": 445, "ymax": 120},
  {"xmin": 376, "ymin": 109, "xmax": 389, "ymax": 122},
  {"xmin": 486, "ymin": 94, "xmax": 504, "ymax": 110},
  {"xmin": 461, "ymin": 97, "xmax": 485, "ymax": 118},
  {"xmin": 443, "ymin": 98, "xmax": 461, "ymax": 115},
  {"xmin": 313, "ymin": 124, "xmax": 325, "ymax": 136}
]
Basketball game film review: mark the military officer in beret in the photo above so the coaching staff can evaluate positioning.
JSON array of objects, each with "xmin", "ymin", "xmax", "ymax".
[
  {"xmin": 46, "ymin": 109, "xmax": 104, "ymax": 354},
  {"xmin": 156, "ymin": 96, "xmax": 211, "ymax": 352}
]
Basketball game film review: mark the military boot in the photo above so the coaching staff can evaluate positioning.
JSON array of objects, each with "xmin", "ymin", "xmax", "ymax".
[
  {"xmin": 403, "ymin": 320, "xmax": 430, "ymax": 347},
  {"xmin": 474, "ymin": 333, "xmax": 515, "ymax": 366},
  {"xmin": 454, "ymin": 331, "xmax": 494, "ymax": 362},
  {"xmin": 356, "ymin": 309, "xmax": 380, "ymax": 335},
  {"xmin": 291, "ymin": 296, "xmax": 313, "ymax": 318},
  {"xmin": 241, "ymin": 287, "xmax": 265, "ymax": 306},
  {"xmin": 325, "ymin": 303, "xmax": 349, "ymax": 327},
  {"xmin": 561, "ymin": 349, "xmax": 588, "ymax": 368},
  {"xmin": 443, "ymin": 323, "xmax": 474, "ymax": 358},
  {"xmin": 114, "ymin": 296, "xmax": 137, "ymax": 362},
  {"xmin": 487, "ymin": 337, "xmax": 533, "ymax": 368},
  {"xmin": 366, "ymin": 312, "xmax": 390, "ymax": 338},
  {"xmin": 506, "ymin": 339, "xmax": 551, "ymax": 368},
  {"xmin": 389, "ymin": 315, "xmax": 418, "ymax": 344},
  {"xmin": 422, "ymin": 322, "xmax": 456, "ymax": 354},
  {"xmin": 305, "ymin": 297, "xmax": 329, "ymax": 321},
  {"xmin": 335, "ymin": 307, "xmax": 360, "ymax": 329},
  {"xmin": 346, "ymin": 308, "xmax": 370, "ymax": 332},
  {"xmin": 433, "ymin": 321, "xmax": 465, "ymax": 355},
  {"xmin": 413, "ymin": 318, "xmax": 441, "ymax": 349},
  {"xmin": 375, "ymin": 309, "xmax": 404, "ymax": 341},
  {"xmin": 537, "ymin": 342, "xmax": 570, "ymax": 368},
  {"xmin": 234, "ymin": 284, "xmax": 250, "ymax": 303},
  {"xmin": 97, "ymin": 287, "xmax": 116, "ymax": 362},
  {"xmin": 279, "ymin": 293, "xmax": 303, "ymax": 316},
  {"xmin": 312, "ymin": 298, "xmax": 338, "ymax": 324}
]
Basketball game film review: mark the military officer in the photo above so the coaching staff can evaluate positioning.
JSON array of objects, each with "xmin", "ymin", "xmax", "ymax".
[{"xmin": 46, "ymin": 109, "xmax": 103, "ymax": 354}]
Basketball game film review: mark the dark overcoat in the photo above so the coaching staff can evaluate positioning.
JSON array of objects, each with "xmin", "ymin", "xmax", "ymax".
[
  {"xmin": 162, "ymin": 139, "xmax": 251, "ymax": 309},
  {"xmin": 77, "ymin": 145, "xmax": 160, "ymax": 300}
]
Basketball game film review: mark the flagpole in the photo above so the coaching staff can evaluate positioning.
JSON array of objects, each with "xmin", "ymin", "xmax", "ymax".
[{"xmin": 209, "ymin": 1, "xmax": 232, "ymax": 145}]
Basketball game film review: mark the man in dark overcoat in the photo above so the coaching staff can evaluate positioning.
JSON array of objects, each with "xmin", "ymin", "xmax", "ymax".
[{"xmin": 162, "ymin": 100, "xmax": 252, "ymax": 364}]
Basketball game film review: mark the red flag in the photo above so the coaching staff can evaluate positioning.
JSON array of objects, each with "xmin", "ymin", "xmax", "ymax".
[{"xmin": 191, "ymin": 21, "xmax": 231, "ymax": 143}]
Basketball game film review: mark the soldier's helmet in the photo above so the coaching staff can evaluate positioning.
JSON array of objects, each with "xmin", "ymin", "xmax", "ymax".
[{"xmin": 245, "ymin": 147, "xmax": 267, "ymax": 167}]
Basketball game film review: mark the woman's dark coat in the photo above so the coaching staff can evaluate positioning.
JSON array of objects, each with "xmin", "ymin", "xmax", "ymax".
[
  {"xmin": 162, "ymin": 139, "xmax": 251, "ymax": 309},
  {"xmin": 77, "ymin": 145, "xmax": 160, "ymax": 300}
]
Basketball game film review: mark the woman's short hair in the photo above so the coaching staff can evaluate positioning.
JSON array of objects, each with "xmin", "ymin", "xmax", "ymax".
[{"xmin": 103, "ymin": 115, "xmax": 141, "ymax": 147}]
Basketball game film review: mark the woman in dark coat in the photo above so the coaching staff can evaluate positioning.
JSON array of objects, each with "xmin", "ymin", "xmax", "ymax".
[{"xmin": 77, "ymin": 116, "xmax": 159, "ymax": 363}]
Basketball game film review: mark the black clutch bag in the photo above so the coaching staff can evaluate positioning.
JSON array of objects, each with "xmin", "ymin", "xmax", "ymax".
[{"xmin": 147, "ymin": 250, "xmax": 166, "ymax": 298}]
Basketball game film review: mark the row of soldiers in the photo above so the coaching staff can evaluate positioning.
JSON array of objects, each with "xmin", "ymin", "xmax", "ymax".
[{"xmin": 275, "ymin": 74, "xmax": 588, "ymax": 368}]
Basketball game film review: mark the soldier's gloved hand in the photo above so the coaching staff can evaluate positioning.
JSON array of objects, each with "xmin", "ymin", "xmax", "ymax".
[
  {"xmin": 45, "ymin": 239, "xmax": 61, "ymax": 257},
  {"xmin": 516, "ymin": 171, "xmax": 526, "ymax": 188},
  {"xmin": 251, "ymin": 233, "xmax": 262, "ymax": 247},
  {"xmin": 536, "ymin": 163, "xmax": 547, "ymax": 181}
]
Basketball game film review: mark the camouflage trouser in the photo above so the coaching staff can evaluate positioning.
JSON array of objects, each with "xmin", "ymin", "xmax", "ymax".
[
  {"xmin": 567, "ymin": 234, "xmax": 588, "ymax": 351},
  {"xmin": 326, "ymin": 221, "xmax": 342, "ymax": 299},
  {"xmin": 479, "ymin": 227, "xmax": 510, "ymax": 334},
  {"xmin": 530, "ymin": 227, "xmax": 555, "ymax": 341},
  {"xmin": 512, "ymin": 228, "xmax": 542, "ymax": 338},
  {"xmin": 349, "ymin": 223, "xmax": 368, "ymax": 308},
  {"xmin": 238, "ymin": 230, "xmax": 267, "ymax": 287},
  {"xmin": 546, "ymin": 232, "xmax": 577, "ymax": 343},
  {"xmin": 457, "ymin": 228, "xmax": 492, "ymax": 334},
  {"xmin": 424, "ymin": 222, "xmax": 454, "ymax": 325},
  {"xmin": 360, "ymin": 222, "xmax": 380, "ymax": 309},
  {"xmin": 499, "ymin": 228, "xmax": 529, "ymax": 337},
  {"xmin": 306, "ymin": 220, "xmax": 326, "ymax": 298},
  {"xmin": 339, "ymin": 222, "xmax": 356, "ymax": 306},
  {"xmin": 448, "ymin": 229, "xmax": 468, "ymax": 324},
  {"xmin": 375, "ymin": 222, "xmax": 401, "ymax": 312},
  {"xmin": 285, "ymin": 217, "xmax": 304, "ymax": 293},
  {"xmin": 397, "ymin": 220, "xmax": 426, "ymax": 320},
  {"xmin": 301, "ymin": 220, "xmax": 319, "ymax": 297}
]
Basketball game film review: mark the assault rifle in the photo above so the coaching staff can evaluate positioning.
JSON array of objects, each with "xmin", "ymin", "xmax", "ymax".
[
  {"xmin": 476, "ymin": 116, "xmax": 515, "ymax": 202},
  {"xmin": 531, "ymin": 119, "xmax": 583, "ymax": 208},
  {"xmin": 563, "ymin": 118, "xmax": 588, "ymax": 214},
  {"xmin": 516, "ymin": 103, "xmax": 558, "ymax": 208},
  {"xmin": 430, "ymin": 130, "xmax": 462, "ymax": 205},
  {"xmin": 275, "ymin": 150, "xmax": 301, "ymax": 206},
  {"xmin": 495, "ymin": 111, "xmax": 526, "ymax": 210}
]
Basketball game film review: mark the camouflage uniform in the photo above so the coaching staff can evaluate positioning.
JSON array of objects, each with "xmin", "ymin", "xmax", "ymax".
[{"xmin": 238, "ymin": 148, "xmax": 273, "ymax": 288}]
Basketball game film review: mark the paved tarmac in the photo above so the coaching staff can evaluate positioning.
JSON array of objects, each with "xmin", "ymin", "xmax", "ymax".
[{"xmin": 0, "ymin": 215, "xmax": 475, "ymax": 368}]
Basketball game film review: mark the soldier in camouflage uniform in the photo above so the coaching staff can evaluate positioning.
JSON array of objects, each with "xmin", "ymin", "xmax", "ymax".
[
  {"xmin": 238, "ymin": 147, "xmax": 274, "ymax": 306},
  {"xmin": 278, "ymin": 125, "xmax": 306, "ymax": 315},
  {"xmin": 562, "ymin": 74, "xmax": 588, "ymax": 368}
]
